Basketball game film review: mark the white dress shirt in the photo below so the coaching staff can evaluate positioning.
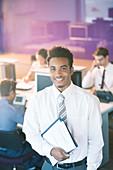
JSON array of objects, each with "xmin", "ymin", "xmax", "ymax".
[
  {"xmin": 30, "ymin": 61, "xmax": 48, "ymax": 70},
  {"xmin": 82, "ymin": 63, "xmax": 113, "ymax": 90},
  {"xmin": 23, "ymin": 82, "xmax": 104, "ymax": 170}
]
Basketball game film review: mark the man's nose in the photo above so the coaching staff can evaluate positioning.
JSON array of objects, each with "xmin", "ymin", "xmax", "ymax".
[
  {"xmin": 97, "ymin": 60, "xmax": 100, "ymax": 64},
  {"xmin": 56, "ymin": 69, "xmax": 62, "ymax": 76}
]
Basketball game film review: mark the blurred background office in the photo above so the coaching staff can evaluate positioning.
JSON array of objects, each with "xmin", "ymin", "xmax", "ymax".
[
  {"xmin": 0, "ymin": 0, "xmax": 113, "ymax": 169},
  {"xmin": 0, "ymin": 0, "xmax": 113, "ymax": 79}
]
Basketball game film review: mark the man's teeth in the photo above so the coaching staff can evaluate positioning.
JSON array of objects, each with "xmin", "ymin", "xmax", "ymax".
[{"xmin": 56, "ymin": 78, "xmax": 63, "ymax": 81}]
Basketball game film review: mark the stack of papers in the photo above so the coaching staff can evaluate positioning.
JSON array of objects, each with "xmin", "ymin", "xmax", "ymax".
[{"xmin": 16, "ymin": 81, "xmax": 33, "ymax": 90}]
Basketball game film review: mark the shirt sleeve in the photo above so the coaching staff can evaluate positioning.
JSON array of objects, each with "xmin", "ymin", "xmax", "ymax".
[
  {"xmin": 82, "ymin": 71, "xmax": 94, "ymax": 89},
  {"xmin": 12, "ymin": 107, "xmax": 24, "ymax": 125},
  {"xmin": 30, "ymin": 62, "xmax": 36, "ymax": 70},
  {"xmin": 87, "ymin": 96, "xmax": 104, "ymax": 169},
  {"xmin": 23, "ymin": 95, "xmax": 55, "ymax": 163}
]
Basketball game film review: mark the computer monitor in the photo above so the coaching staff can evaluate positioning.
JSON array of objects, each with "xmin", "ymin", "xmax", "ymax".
[
  {"xmin": 69, "ymin": 24, "xmax": 88, "ymax": 40},
  {"xmin": 109, "ymin": 8, "xmax": 113, "ymax": 18},
  {"xmin": 35, "ymin": 70, "xmax": 82, "ymax": 92},
  {"xmin": 35, "ymin": 72, "xmax": 53, "ymax": 92},
  {"xmin": 0, "ymin": 63, "xmax": 16, "ymax": 81}
]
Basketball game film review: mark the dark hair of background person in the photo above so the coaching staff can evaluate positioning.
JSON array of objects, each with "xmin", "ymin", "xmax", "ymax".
[
  {"xmin": 36, "ymin": 48, "xmax": 47, "ymax": 64},
  {"xmin": 93, "ymin": 47, "xmax": 109, "ymax": 58},
  {"xmin": 36, "ymin": 48, "xmax": 47, "ymax": 59},
  {"xmin": 47, "ymin": 46, "xmax": 73, "ymax": 68},
  {"xmin": 0, "ymin": 79, "xmax": 16, "ymax": 96}
]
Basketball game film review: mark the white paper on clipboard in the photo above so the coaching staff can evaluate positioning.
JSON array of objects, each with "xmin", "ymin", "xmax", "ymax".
[{"xmin": 41, "ymin": 117, "xmax": 78, "ymax": 154}]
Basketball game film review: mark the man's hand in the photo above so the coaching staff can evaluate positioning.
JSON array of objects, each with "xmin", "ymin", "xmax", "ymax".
[
  {"xmin": 22, "ymin": 76, "xmax": 29, "ymax": 83},
  {"xmin": 50, "ymin": 147, "xmax": 70, "ymax": 162},
  {"xmin": 90, "ymin": 60, "xmax": 99, "ymax": 72}
]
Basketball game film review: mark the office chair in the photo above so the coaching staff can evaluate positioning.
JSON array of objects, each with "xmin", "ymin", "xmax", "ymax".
[
  {"xmin": 0, "ymin": 130, "xmax": 38, "ymax": 170},
  {"xmin": 109, "ymin": 61, "xmax": 113, "ymax": 129},
  {"xmin": 31, "ymin": 55, "xmax": 36, "ymax": 65},
  {"xmin": 31, "ymin": 55, "xmax": 36, "ymax": 62},
  {"xmin": 109, "ymin": 112, "xmax": 113, "ymax": 130}
]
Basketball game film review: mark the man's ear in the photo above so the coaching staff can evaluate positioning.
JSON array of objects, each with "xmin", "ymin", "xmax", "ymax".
[
  {"xmin": 70, "ymin": 66, "xmax": 74, "ymax": 75},
  {"xmin": 106, "ymin": 55, "xmax": 109, "ymax": 60},
  {"xmin": 9, "ymin": 89, "xmax": 15, "ymax": 101},
  {"xmin": 9, "ymin": 90, "xmax": 14, "ymax": 96}
]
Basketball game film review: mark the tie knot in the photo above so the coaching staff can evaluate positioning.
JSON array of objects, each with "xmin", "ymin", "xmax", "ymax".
[{"xmin": 58, "ymin": 94, "xmax": 65, "ymax": 103}]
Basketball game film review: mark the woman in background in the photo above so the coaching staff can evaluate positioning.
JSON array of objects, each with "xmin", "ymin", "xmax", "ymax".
[{"xmin": 23, "ymin": 48, "xmax": 48, "ymax": 83}]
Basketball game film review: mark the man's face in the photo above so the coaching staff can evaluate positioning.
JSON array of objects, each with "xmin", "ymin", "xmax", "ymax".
[
  {"xmin": 94, "ymin": 55, "xmax": 108, "ymax": 67},
  {"xmin": 49, "ymin": 57, "xmax": 73, "ymax": 92}
]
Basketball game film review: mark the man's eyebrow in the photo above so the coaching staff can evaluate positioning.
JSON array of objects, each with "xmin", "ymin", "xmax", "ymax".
[
  {"xmin": 50, "ymin": 66, "xmax": 55, "ymax": 68},
  {"xmin": 50, "ymin": 65, "xmax": 68, "ymax": 68},
  {"xmin": 60, "ymin": 65, "xmax": 68, "ymax": 68}
]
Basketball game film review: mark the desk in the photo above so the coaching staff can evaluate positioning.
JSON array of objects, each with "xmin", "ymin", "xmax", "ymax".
[
  {"xmin": 100, "ymin": 102, "xmax": 113, "ymax": 166},
  {"xmin": 0, "ymin": 58, "xmax": 18, "ymax": 63},
  {"xmin": 16, "ymin": 81, "xmax": 35, "ymax": 106}
]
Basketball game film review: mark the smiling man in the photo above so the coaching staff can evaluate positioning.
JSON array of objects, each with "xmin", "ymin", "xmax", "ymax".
[
  {"xmin": 48, "ymin": 51, "xmax": 73, "ymax": 92},
  {"xmin": 82, "ymin": 47, "xmax": 113, "ymax": 90},
  {"xmin": 23, "ymin": 46, "xmax": 104, "ymax": 170}
]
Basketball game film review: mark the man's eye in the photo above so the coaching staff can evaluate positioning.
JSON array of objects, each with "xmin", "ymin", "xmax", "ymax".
[
  {"xmin": 61, "ymin": 67, "xmax": 67, "ymax": 70},
  {"xmin": 50, "ymin": 67, "xmax": 55, "ymax": 71}
]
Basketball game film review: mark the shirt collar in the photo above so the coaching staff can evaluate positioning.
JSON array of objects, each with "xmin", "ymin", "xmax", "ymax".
[
  {"xmin": 105, "ymin": 62, "xmax": 111, "ymax": 70},
  {"xmin": 52, "ymin": 81, "xmax": 74, "ymax": 100},
  {"xmin": 0, "ymin": 97, "xmax": 10, "ymax": 104}
]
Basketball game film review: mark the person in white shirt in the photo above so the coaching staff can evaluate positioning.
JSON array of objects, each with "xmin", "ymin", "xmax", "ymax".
[
  {"xmin": 23, "ymin": 48, "xmax": 48, "ymax": 83},
  {"xmin": 82, "ymin": 47, "xmax": 113, "ymax": 91},
  {"xmin": 23, "ymin": 46, "xmax": 104, "ymax": 170}
]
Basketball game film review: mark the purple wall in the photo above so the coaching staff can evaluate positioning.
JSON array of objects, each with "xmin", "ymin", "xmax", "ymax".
[
  {"xmin": 0, "ymin": 0, "xmax": 4, "ymax": 52},
  {"xmin": 0, "ymin": 0, "xmax": 113, "ymax": 61},
  {"xmin": 1, "ymin": 0, "xmax": 75, "ymax": 53}
]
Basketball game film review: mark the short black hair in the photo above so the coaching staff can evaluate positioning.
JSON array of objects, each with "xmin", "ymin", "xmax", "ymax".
[
  {"xmin": 0, "ymin": 79, "xmax": 16, "ymax": 96},
  {"xmin": 47, "ymin": 46, "xmax": 73, "ymax": 68},
  {"xmin": 93, "ymin": 47, "xmax": 109, "ymax": 58},
  {"xmin": 36, "ymin": 48, "xmax": 47, "ymax": 59}
]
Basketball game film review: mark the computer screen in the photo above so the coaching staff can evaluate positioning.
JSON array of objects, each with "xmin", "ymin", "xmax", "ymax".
[
  {"xmin": 35, "ymin": 70, "xmax": 82, "ymax": 92},
  {"xmin": 35, "ymin": 72, "xmax": 53, "ymax": 92},
  {"xmin": 69, "ymin": 24, "xmax": 88, "ymax": 40}
]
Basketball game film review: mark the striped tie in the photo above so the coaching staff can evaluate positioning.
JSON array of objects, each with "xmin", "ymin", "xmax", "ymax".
[{"xmin": 57, "ymin": 94, "xmax": 67, "ymax": 124}]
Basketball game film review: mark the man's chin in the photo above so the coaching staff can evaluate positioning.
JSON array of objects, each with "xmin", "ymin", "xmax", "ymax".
[
  {"xmin": 55, "ymin": 83, "xmax": 64, "ymax": 89},
  {"xmin": 57, "ymin": 85, "xmax": 64, "ymax": 88}
]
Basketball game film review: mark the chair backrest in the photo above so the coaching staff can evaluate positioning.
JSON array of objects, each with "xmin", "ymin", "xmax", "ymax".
[{"xmin": 0, "ymin": 130, "xmax": 24, "ymax": 150}]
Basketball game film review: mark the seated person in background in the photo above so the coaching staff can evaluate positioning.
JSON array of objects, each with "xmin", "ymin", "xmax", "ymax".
[
  {"xmin": 82, "ymin": 47, "xmax": 113, "ymax": 91},
  {"xmin": 23, "ymin": 48, "xmax": 48, "ymax": 83},
  {"xmin": 0, "ymin": 79, "xmax": 24, "ymax": 131},
  {"xmin": 0, "ymin": 79, "xmax": 44, "ymax": 169}
]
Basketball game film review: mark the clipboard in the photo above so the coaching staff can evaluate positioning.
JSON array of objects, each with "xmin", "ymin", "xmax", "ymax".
[{"xmin": 41, "ymin": 117, "xmax": 78, "ymax": 153}]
